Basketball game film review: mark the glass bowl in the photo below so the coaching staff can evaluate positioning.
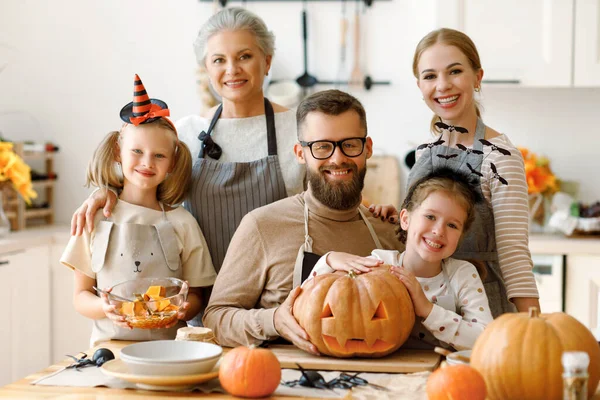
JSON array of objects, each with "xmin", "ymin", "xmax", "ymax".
[{"xmin": 109, "ymin": 277, "xmax": 187, "ymax": 329}]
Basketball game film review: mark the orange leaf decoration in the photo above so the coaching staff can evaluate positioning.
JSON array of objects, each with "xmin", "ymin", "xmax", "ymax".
[{"xmin": 519, "ymin": 147, "xmax": 559, "ymax": 196}]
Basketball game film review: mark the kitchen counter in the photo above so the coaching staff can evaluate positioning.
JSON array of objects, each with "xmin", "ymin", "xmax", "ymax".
[
  {"xmin": 1, "ymin": 341, "xmax": 599, "ymax": 399},
  {"xmin": 0, "ymin": 225, "xmax": 69, "ymax": 254},
  {"xmin": 529, "ymin": 233, "xmax": 600, "ymax": 255}
]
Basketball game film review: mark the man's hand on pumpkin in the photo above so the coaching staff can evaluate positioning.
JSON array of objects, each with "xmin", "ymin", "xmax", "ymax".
[
  {"xmin": 326, "ymin": 252, "xmax": 383, "ymax": 274},
  {"xmin": 274, "ymin": 287, "xmax": 320, "ymax": 356},
  {"xmin": 391, "ymin": 266, "xmax": 433, "ymax": 319}
]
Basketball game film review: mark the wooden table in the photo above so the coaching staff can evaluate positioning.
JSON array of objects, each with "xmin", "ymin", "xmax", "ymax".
[{"xmin": 2, "ymin": 341, "xmax": 600, "ymax": 399}]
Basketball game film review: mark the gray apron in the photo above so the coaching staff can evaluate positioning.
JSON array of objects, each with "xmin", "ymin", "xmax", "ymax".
[
  {"xmin": 292, "ymin": 199, "xmax": 383, "ymax": 288},
  {"xmin": 90, "ymin": 203, "xmax": 184, "ymax": 346},
  {"xmin": 407, "ymin": 118, "xmax": 515, "ymax": 318},
  {"xmin": 185, "ymin": 98, "xmax": 287, "ymax": 326}
]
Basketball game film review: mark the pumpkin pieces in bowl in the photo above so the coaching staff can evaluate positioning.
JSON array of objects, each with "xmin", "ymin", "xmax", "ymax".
[
  {"xmin": 293, "ymin": 265, "xmax": 415, "ymax": 358},
  {"xmin": 112, "ymin": 278, "xmax": 187, "ymax": 330}
]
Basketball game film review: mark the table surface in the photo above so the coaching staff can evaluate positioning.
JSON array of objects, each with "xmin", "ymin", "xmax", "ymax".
[{"xmin": 1, "ymin": 340, "xmax": 600, "ymax": 399}]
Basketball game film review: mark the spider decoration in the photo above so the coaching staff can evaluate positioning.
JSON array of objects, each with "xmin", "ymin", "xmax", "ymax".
[
  {"xmin": 281, "ymin": 363, "xmax": 389, "ymax": 391},
  {"xmin": 66, "ymin": 348, "xmax": 115, "ymax": 371}
]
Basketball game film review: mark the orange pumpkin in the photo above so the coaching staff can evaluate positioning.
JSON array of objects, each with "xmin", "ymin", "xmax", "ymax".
[
  {"xmin": 426, "ymin": 362, "xmax": 487, "ymax": 400},
  {"xmin": 471, "ymin": 307, "xmax": 600, "ymax": 400},
  {"xmin": 219, "ymin": 346, "xmax": 281, "ymax": 398},
  {"xmin": 293, "ymin": 266, "xmax": 415, "ymax": 358}
]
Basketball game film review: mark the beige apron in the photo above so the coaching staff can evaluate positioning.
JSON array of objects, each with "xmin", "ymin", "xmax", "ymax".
[
  {"xmin": 89, "ymin": 203, "xmax": 185, "ymax": 346},
  {"xmin": 292, "ymin": 199, "xmax": 383, "ymax": 288}
]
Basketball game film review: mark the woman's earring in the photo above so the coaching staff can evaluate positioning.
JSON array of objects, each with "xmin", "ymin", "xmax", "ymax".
[{"xmin": 474, "ymin": 86, "xmax": 481, "ymax": 92}]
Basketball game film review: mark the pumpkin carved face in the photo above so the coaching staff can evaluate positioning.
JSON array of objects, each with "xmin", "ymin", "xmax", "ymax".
[
  {"xmin": 471, "ymin": 307, "xmax": 600, "ymax": 400},
  {"xmin": 293, "ymin": 266, "xmax": 415, "ymax": 358}
]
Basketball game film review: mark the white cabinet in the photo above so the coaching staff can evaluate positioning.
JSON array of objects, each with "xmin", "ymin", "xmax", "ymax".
[
  {"xmin": 434, "ymin": 0, "xmax": 574, "ymax": 87},
  {"xmin": 0, "ymin": 246, "xmax": 50, "ymax": 387},
  {"xmin": 50, "ymin": 236, "xmax": 91, "ymax": 364},
  {"xmin": 566, "ymin": 255, "xmax": 600, "ymax": 333},
  {"xmin": 574, "ymin": 0, "xmax": 600, "ymax": 86}
]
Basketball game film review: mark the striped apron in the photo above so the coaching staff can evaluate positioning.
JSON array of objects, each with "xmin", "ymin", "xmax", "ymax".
[
  {"xmin": 185, "ymin": 98, "xmax": 287, "ymax": 326},
  {"xmin": 407, "ymin": 118, "xmax": 515, "ymax": 318}
]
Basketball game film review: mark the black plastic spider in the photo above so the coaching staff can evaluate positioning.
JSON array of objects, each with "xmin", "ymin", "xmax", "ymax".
[
  {"xmin": 66, "ymin": 348, "xmax": 115, "ymax": 371},
  {"xmin": 281, "ymin": 364, "xmax": 389, "ymax": 391}
]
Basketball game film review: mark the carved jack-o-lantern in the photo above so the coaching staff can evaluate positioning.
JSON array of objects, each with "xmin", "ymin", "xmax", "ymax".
[{"xmin": 293, "ymin": 266, "xmax": 415, "ymax": 358}]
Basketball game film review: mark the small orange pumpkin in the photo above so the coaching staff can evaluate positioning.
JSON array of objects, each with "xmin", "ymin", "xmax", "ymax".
[
  {"xmin": 426, "ymin": 362, "xmax": 487, "ymax": 400},
  {"xmin": 471, "ymin": 307, "xmax": 600, "ymax": 400},
  {"xmin": 219, "ymin": 346, "xmax": 281, "ymax": 398},
  {"xmin": 293, "ymin": 266, "xmax": 415, "ymax": 358}
]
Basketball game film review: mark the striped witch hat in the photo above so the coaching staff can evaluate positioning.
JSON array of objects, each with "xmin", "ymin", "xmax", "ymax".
[{"xmin": 119, "ymin": 74, "xmax": 172, "ymax": 128}]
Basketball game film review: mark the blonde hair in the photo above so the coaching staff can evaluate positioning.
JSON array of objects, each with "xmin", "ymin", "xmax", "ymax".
[
  {"xmin": 412, "ymin": 28, "xmax": 483, "ymax": 134},
  {"xmin": 396, "ymin": 169, "xmax": 486, "ymax": 279},
  {"xmin": 86, "ymin": 118, "xmax": 192, "ymax": 206}
]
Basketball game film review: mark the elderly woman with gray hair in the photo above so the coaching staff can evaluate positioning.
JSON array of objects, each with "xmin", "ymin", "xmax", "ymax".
[{"xmin": 71, "ymin": 8, "xmax": 304, "ymax": 326}]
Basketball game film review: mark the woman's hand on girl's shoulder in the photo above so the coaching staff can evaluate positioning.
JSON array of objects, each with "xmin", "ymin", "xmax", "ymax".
[
  {"xmin": 70, "ymin": 188, "xmax": 118, "ymax": 235},
  {"xmin": 368, "ymin": 204, "xmax": 399, "ymax": 224},
  {"xmin": 326, "ymin": 252, "xmax": 383, "ymax": 274}
]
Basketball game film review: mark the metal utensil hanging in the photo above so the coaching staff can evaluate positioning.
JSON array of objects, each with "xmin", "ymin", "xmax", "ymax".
[{"xmin": 295, "ymin": 1, "xmax": 318, "ymax": 94}]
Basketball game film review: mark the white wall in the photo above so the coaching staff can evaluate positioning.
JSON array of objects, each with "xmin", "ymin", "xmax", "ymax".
[{"xmin": 1, "ymin": 0, "xmax": 598, "ymax": 224}]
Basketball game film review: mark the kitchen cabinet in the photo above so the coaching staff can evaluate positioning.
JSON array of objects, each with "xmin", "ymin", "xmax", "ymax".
[
  {"xmin": 0, "ymin": 246, "xmax": 50, "ymax": 387},
  {"xmin": 50, "ymin": 235, "xmax": 92, "ymax": 364},
  {"xmin": 434, "ymin": 0, "xmax": 573, "ymax": 87},
  {"xmin": 565, "ymin": 255, "xmax": 600, "ymax": 332},
  {"xmin": 574, "ymin": 0, "xmax": 600, "ymax": 86}
]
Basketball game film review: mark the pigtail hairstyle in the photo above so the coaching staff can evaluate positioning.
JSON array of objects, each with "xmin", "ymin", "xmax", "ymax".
[
  {"xmin": 86, "ymin": 130, "xmax": 123, "ymax": 190},
  {"xmin": 395, "ymin": 167, "xmax": 486, "ymax": 278},
  {"xmin": 155, "ymin": 120, "xmax": 192, "ymax": 206},
  {"xmin": 412, "ymin": 28, "xmax": 484, "ymax": 135}
]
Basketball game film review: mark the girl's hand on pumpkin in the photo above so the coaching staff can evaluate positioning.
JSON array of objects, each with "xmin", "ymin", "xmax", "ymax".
[
  {"xmin": 100, "ymin": 288, "xmax": 132, "ymax": 330},
  {"xmin": 327, "ymin": 252, "xmax": 383, "ymax": 274},
  {"xmin": 368, "ymin": 204, "xmax": 399, "ymax": 224},
  {"xmin": 274, "ymin": 287, "xmax": 320, "ymax": 356},
  {"xmin": 390, "ymin": 266, "xmax": 433, "ymax": 319}
]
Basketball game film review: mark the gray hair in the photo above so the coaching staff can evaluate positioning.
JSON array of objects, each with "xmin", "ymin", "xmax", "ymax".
[{"xmin": 193, "ymin": 7, "xmax": 275, "ymax": 64}]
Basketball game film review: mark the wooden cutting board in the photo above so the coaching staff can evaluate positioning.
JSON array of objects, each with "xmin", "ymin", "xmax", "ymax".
[{"xmin": 267, "ymin": 345, "xmax": 440, "ymax": 373}]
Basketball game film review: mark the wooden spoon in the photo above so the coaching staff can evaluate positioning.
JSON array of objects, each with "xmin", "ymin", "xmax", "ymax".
[{"xmin": 434, "ymin": 346, "xmax": 471, "ymax": 363}]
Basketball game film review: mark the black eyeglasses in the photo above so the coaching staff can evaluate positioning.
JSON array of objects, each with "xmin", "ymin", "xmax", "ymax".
[{"xmin": 299, "ymin": 137, "xmax": 367, "ymax": 160}]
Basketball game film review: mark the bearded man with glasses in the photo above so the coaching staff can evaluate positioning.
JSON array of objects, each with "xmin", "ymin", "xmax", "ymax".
[{"xmin": 204, "ymin": 90, "xmax": 405, "ymax": 354}]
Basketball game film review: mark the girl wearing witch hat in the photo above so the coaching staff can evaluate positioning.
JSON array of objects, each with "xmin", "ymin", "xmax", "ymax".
[{"xmin": 60, "ymin": 75, "xmax": 217, "ymax": 346}]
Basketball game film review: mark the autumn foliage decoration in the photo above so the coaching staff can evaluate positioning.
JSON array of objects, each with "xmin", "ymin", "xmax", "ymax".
[
  {"xmin": 0, "ymin": 141, "xmax": 36, "ymax": 204},
  {"xmin": 519, "ymin": 147, "xmax": 559, "ymax": 196}
]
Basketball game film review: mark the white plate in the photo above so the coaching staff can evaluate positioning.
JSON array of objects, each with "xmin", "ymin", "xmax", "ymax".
[{"xmin": 101, "ymin": 359, "xmax": 220, "ymax": 391}]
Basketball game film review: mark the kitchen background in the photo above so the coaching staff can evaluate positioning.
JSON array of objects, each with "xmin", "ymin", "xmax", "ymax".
[
  {"xmin": 1, "ymin": 0, "xmax": 600, "ymax": 224},
  {"xmin": 2, "ymin": 0, "xmax": 600, "ymax": 387}
]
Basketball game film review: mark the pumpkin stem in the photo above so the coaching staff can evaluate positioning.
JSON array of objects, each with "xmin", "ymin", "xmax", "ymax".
[
  {"xmin": 528, "ymin": 307, "xmax": 539, "ymax": 318},
  {"xmin": 348, "ymin": 270, "xmax": 358, "ymax": 279}
]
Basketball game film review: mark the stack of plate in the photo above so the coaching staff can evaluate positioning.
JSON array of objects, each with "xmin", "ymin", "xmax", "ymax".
[{"xmin": 101, "ymin": 340, "xmax": 222, "ymax": 390}]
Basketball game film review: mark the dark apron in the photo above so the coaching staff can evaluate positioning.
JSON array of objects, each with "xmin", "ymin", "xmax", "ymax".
[
  {"xmin": 292, "ymin": 198, "xmax": 383, "ymax": 288},
  {"xmin": 185, "ymin": 98, "xmax": 288, "ymax": 326},
  {"xmin": 407, "ymin": 118, "xmax": 516, "ymax": 318}
]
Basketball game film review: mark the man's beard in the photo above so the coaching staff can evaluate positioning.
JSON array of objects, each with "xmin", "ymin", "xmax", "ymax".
[{"xmin": 307, "ymin": 162, "xmax": 366, "ymax": 210}]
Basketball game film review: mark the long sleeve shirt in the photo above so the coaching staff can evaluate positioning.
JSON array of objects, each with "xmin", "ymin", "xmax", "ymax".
[
  {"xmin": 310, "ymin": 249, "xmax": 493, "ymax": 350},
  {"xmin": 202, "ymin": 188, "xmax": 405, "ymax": 347}
]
